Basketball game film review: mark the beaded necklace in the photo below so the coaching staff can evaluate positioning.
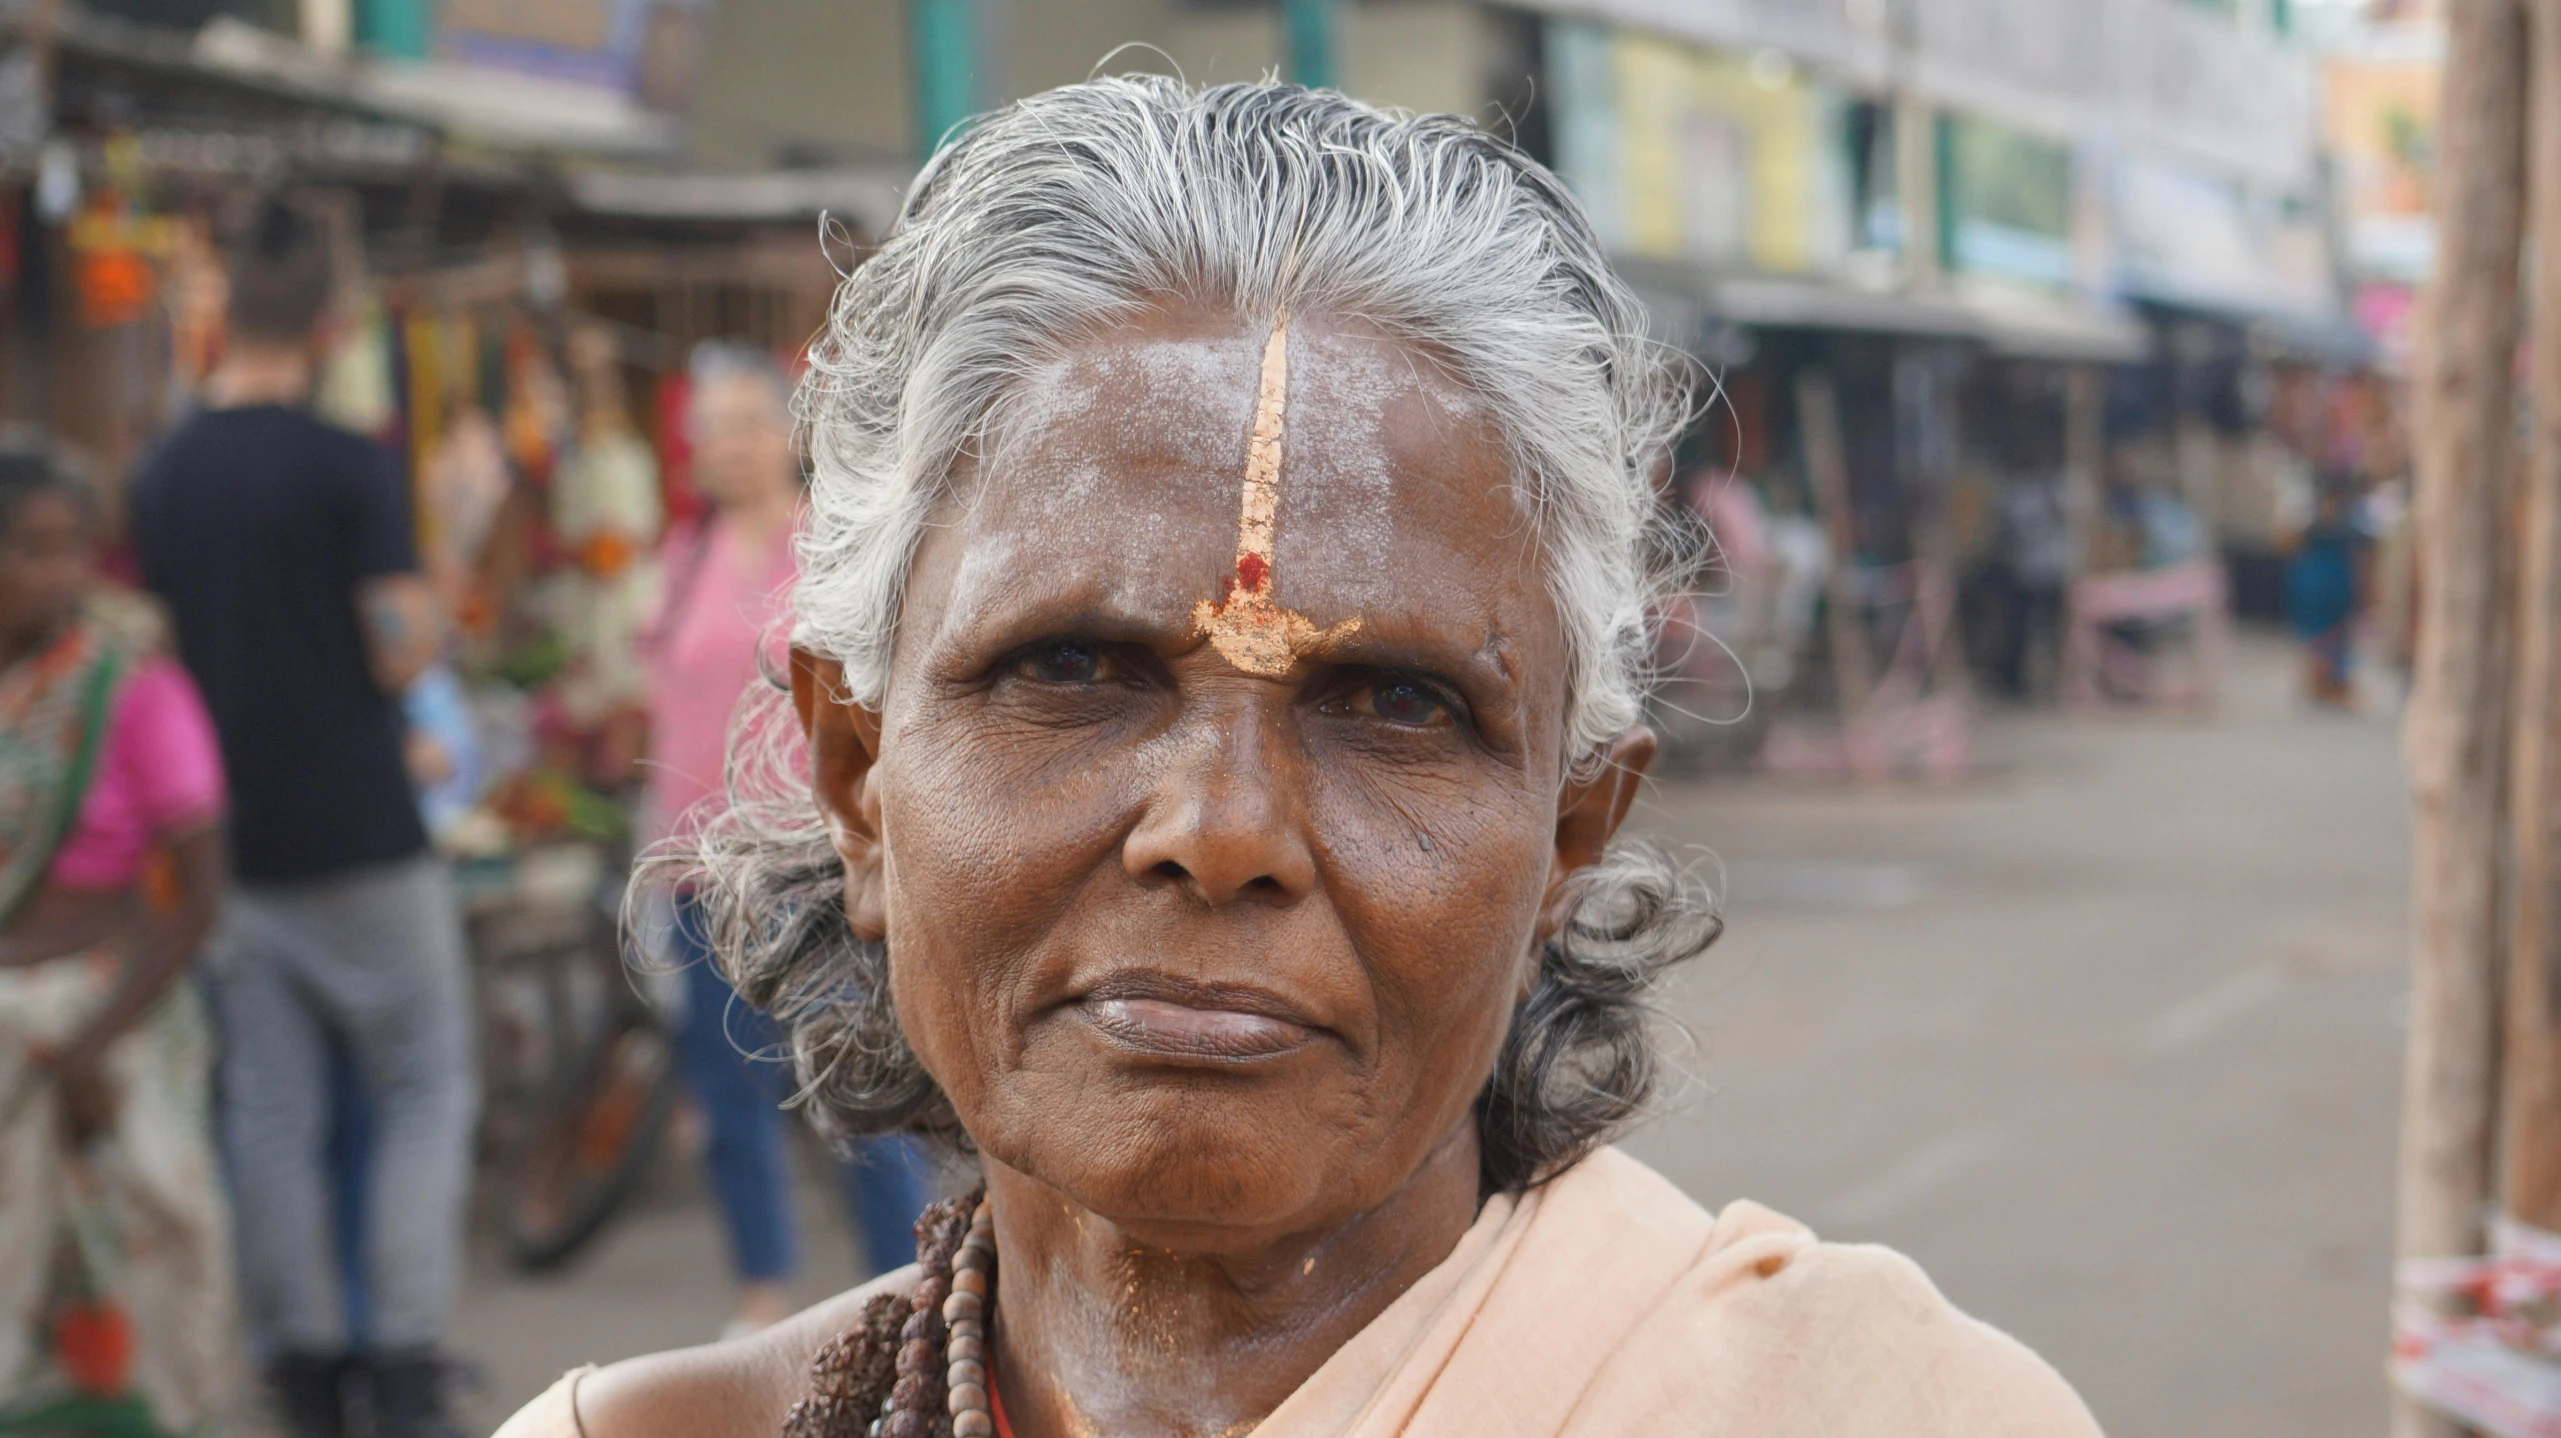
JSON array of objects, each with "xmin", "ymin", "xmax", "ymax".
[
  {"xmin": 780, "ymin": 1189, "xmax": 996, "ymax": 1438},
  {"xmin": 940, "ymin": 1200, "xmax": 997, "ymax": 1435}
]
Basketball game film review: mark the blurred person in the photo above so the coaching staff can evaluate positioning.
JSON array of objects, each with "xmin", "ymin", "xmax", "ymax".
[
  {"xmin": 642, "ymin": 345, "xmax": 931, "ymax": 1339},
  {"xmin": 127, "ymin": 198, "xmax": 474, "ymax": 1438},
  {"xmin": 2285, "ymin": 478, "xmax": 2374, "ymax": 708},
  {"xmin": 1988, "ymin": 474, "xmax": 2071, "ymax": 700},
  {"xmin": 0, "ymin": 446, "xmax": 235, "ymax": 1436}
]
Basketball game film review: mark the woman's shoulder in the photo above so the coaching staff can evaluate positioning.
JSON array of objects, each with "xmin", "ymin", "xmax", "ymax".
[
  {"xmin": 1685, "ymin": 1204, "xmax": 2097, "ymax": 1432},
  {"xmin": 493, "ymin": 1267, "xmax": 920, "ymax": 1438},
  {"xmin": 1549, "ymin": 1152, "xmax": 2100, "ymax": 1435}
]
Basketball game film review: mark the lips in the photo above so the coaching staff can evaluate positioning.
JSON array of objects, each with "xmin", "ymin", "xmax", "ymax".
[{"xmin": 1068, "ymin": 973, "xmax": 1324, "ymax": 1062}]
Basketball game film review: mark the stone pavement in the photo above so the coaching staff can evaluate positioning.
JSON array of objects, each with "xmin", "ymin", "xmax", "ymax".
[{"xmin": 448, "ymin": 635, "xmax": 2409, "ymax": 1436}]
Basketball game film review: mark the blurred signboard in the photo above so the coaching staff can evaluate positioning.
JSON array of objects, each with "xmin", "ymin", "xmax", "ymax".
[
  {"xmin": 1943, "ymin": 115, "xmax": 2078, "ymax": 290},
  {"xmin": 1549, "ymin": 23, "xmax": 1851, "ymax": 277},
  {"xmin": 437, "ymin": 0, "xmax": 710, "ymax": 112},
  {"xmin": 1527, "ymin": 0, "xmax": 2319, "ymax": 191},
  {"xmin": 2322, "ymin": 51, "xmax": 2439, "ymax": 283},
  {"xmin": 2110, "ymin": 153, "xmax": 2336, "ymax": 317},
  {"xmin": 1538, "ymin": 0, "xmax": 1891, "ymax": 87}
]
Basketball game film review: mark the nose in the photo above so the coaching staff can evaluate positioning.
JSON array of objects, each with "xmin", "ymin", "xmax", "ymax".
[{"xmin": 1122, "ymin": 694, "xmax": 1318, "ymax": 906}]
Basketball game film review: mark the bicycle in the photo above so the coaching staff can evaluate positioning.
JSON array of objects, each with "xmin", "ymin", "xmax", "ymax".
[{"xmin": 462, "ymin": 842, "xmax": 684, "ymax": 1273}]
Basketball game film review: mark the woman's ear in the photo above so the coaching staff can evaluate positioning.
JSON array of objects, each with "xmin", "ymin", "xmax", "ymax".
[
  {"xmin": 790, "ymin": 647, "xmax": 890, "ymax": 942},
  {"xmin": 1537, "ymin": 725, "xmax": 1657, "ymax": 945}
]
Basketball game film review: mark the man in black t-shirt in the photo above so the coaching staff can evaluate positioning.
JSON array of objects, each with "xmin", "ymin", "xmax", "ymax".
[{"xmin": 129, "ymin": 199, "xmax": 471, "ymax": 1438}]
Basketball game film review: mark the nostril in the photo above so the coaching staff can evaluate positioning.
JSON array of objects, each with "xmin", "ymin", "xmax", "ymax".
[{"xmin": 1149, "ymin": 859, "xmax": 1190, "ymax": 885}]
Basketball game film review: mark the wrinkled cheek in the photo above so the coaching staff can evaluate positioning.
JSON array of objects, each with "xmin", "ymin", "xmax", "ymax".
[
  {"xmin": 874, "ymin": 740, "xmax": 1137, "ymax": 1116},
  {"xmin": 1312, "ymin": 792, "xmax": 1554, "ymax": 1126}
]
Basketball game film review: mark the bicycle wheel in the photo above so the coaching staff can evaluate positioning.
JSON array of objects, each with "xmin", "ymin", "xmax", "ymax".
[{"xmin": 502, "ymin": 1002, "xmax": 682, "ymax": 1272}]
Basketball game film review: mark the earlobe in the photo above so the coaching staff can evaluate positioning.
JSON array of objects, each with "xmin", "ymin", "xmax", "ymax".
[
  {"xmin": 1536, "ymin": 725, "xmax": 1658, "ymax": 943},
  {"xmin": 789, "ymin": 647, "xmax": 891, "ymax": 942}
]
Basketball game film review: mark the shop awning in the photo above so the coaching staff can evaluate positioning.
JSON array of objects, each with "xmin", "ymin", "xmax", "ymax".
[
  {"xmin": 1708, "ymin": 276, "xmax": 1981, "ymax": 340},
  {"xmin": 184, "ymin": 17, "xmax": 679, "ymax": 160},
  {"xmin": 568, "ymin": 166, "xmax": 910, "ymax": 238},
  {"xmin": 1959, "ymin": 283, "xmax": 2153, "ymax": 364},
  {"xmin": 1618, "ymin": 255, "xmax": 2150, "ymax": 362}
]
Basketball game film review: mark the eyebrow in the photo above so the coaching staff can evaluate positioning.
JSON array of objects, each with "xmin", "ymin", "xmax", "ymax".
[
  {"xmin": 1307, "ymin": 624, "xmax": 1519, "ymax": 693},
  {"xmin": 964, "ymin": 591, "xmax": 1513, "ymax": 691}
]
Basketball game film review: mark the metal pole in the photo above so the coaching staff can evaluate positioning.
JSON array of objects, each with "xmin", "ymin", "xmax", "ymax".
[
  {"xmin": 1284, "ymin": 0, "xmax": 1337, "ymax": 91},
  {"xmin": 911, "ymin": 0, "xmax": 978, "ymax": 159}
]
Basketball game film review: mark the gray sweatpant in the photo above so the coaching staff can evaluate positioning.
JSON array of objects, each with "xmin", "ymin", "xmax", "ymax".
[{"xmin": 206, "ymin": 854, "xmax": 476, "ymax": 1355}]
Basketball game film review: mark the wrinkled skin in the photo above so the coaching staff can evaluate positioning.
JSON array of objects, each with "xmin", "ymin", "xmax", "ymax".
[{"xmin": 576, "ymin": 303, "xmax": 1651, "ymax": 1438}]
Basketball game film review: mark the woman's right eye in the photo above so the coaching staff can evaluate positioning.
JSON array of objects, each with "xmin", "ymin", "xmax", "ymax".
[{"xmin": 1018, "ymin": 640, "xmax": 1106, "ymax": 684}]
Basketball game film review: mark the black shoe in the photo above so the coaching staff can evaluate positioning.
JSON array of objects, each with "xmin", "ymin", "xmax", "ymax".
[
  {"xmin": 268, "ymin": 1352, "xmax": 352, "ymax": 1438},
  {"xmin": 366, "ymin": 1348, "xmax": 466, "ymax": 1438}
]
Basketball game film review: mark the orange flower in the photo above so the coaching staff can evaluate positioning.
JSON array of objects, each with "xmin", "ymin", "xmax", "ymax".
[
  {"xmin": 579, "ymin": 531, "xmax": 637, "ymax": 578},
  {"xmin": 53, "ymin": 1301, "xmax": 134, "ymax": 1396}
]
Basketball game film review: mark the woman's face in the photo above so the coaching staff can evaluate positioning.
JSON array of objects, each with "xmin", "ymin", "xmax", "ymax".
[
  {"xmin": 690, "ymin": 373, "xmax": 797, "ymax": 514},
  {"xmin": 0, "ymin": 490, "xmax": 88, "ymax": 650},
  {"xmin": 801, "ymin": 305, "xmax": 1646, "ymax": 1240}
]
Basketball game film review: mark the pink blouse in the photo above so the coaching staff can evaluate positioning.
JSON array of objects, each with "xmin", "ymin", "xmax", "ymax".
[
  {"xmin": 643, "ymin": 518, "xmax": 798, "ymax": 841},
  {"xmin": 50, "ymin": 655, "xmax": 226, "ymax": 890}
]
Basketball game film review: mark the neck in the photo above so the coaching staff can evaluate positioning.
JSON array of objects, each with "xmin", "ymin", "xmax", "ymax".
[
  {"xmin": 986, "ymin": 1120, "xmax": 1482, "ymax": 1438},
  {"xmin": 207, "ymin": 342, "xmax": 314, "ymax": 408}
]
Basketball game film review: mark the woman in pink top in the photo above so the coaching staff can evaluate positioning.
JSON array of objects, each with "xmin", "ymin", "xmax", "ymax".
[
  {"xmin": 644, "ymin": 348, "xmax": 930, "ymax": 1341},
  {"xmin": 0, "ymin": 446, "xmax": 235, "ymax": 1434}
]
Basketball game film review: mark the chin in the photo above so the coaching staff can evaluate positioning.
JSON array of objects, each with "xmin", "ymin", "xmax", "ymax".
[{"xmin": 991, "ymin": 1076, "xmax": 1382, "ymax": 1239}]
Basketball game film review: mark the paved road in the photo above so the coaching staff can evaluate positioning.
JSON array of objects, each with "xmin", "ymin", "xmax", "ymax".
[
  {"xmin": 450, "ymin": 636, "xmax": 2409, "ymax": 1436},
  {"xmin": 1621, "ymin": 637, "xmax": 2409, "ymax": 1437}
]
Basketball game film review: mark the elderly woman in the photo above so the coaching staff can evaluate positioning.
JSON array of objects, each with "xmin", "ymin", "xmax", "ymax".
[{"xmin": 501, "ymin": 79, "xmax": 2097, "ymax": 1438}]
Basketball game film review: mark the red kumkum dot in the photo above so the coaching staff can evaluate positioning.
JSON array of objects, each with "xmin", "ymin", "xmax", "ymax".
[{"xmin": 1236, "ymin": 553, "xmax": 1269, "ymax": 590}]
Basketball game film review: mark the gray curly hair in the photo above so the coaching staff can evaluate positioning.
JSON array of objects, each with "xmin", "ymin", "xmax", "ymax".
[{"xmin": 671, "ymin": 76, "xmax": 1721, "ymax": 1194}]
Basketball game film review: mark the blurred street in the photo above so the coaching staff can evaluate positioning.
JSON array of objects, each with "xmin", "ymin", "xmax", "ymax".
[{"xmin": 446, "ymin": 634, "xmax": 2407, "ymax": 1436}]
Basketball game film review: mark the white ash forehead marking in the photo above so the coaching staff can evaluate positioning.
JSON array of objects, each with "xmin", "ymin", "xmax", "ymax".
[
  {"xmin": 985, "ymin": 334, "xmax": 1259, "ymax": 521},
  {"xmin": 941, "ymin": 527, "xmax": 1025, "ymax": 622},
  {"xmin": 1284, "ymin": 333, "xmax": 1408, "ymax": 607}
]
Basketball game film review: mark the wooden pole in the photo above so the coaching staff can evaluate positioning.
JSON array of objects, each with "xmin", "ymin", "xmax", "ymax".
[
  {"xmin": 2396, "ymin": 0, "xmax": 2530, "ymax": 1432},
  {"xmin": 2501, "ymin": 0, "xmax": 2561, "ymax": 1238}
]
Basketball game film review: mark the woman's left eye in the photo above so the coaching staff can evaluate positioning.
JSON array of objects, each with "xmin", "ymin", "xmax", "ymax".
[
  {"xmin": 1350, "ymin": 678, "xmax": 1452, "ymax": 728},
  {"xmin": 1018, "ymin": 640, "xmax": 1107, "ymax": 684}
]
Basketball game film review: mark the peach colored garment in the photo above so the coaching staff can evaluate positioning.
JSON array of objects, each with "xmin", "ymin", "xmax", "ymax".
[
  {"xmin": 498, "ymin": 1147, "xmax": 2098, "ymax": 1437},
  {"xmin": 1255, "ymin": 1146, "xmax": 2098, "ymax": 1436}
]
